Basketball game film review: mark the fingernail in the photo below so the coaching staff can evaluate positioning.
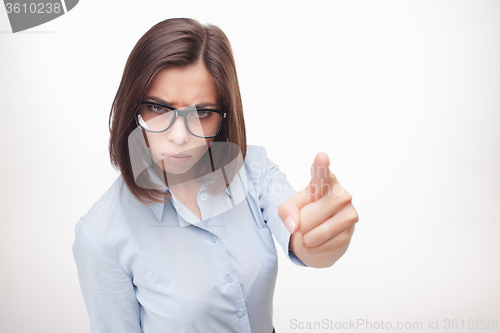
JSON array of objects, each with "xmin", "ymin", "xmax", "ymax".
[{"xmin": 285, "ymin": 217, "xmax": 295, "ymax": 234}]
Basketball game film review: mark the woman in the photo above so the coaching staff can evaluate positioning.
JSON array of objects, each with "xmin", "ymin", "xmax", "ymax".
[{"xmin": 73, "ymin": 18, "xmax": 358, "ymax": 333}]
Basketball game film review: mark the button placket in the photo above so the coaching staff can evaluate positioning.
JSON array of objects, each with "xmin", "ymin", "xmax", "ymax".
[{"xmin": 201, "ymin": 215, "xmax": 250, "ymax": 330}]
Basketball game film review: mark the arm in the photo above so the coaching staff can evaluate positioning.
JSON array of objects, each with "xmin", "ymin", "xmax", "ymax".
[
  {"xmin": 72, "ymin": 219, "xmax": 142, "ymax": 333},
  {"xmin": 252, "ymin": 146, "xmax": 308, "ymax": 267}
]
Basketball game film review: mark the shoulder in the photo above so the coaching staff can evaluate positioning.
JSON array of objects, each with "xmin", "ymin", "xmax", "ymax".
[
  {"xmin": 245, "ymin": 144, "xmax": 268, "ymax": 160},
  {"xmin": 244, "ymin": 144, "xmax": 284, "ymax": 180},
  {"xmin": 74, "ymin": 175, "xmax": 143, "ymax": 250},
  {"xmin": 244, "ymin": 144, "xmax": 269, "ymax": 178}
]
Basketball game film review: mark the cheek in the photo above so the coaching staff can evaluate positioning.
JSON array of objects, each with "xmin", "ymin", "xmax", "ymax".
[
  {"xmin": 191, "ymin": 141, "xmax": 211, "ymax": 156},
  {"xmin": 144, "ymin": 133, "xmax": 164, "ymax": 160},
  {"xmin": 145, "ymin": 133, "xmax": 162, "ymax": 146}
]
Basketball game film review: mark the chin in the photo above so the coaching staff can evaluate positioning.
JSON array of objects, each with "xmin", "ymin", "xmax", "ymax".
[
  {"xmin": 161, "ymin": 165, "xmax": 189, "ymax": 175},
  {"xmin": 160, "ymin": 159, "xmax": 189, "ymax": 170}
]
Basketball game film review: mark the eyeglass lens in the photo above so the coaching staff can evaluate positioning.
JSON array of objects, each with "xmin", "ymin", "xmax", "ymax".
[{"xmin": 138, "ymin": 103, "xmax": 222, "ymax": 137}]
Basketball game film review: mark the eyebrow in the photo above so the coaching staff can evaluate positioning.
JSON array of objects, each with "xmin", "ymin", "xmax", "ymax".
[{"xmin": 143, "ymin": 96, "xmax": 219, "ymax": 109}]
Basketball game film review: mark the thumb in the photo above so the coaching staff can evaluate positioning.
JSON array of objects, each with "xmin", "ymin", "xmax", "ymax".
[{"xmin": 278, "ymin": 187, "xmax": 308, "ymax": 234}]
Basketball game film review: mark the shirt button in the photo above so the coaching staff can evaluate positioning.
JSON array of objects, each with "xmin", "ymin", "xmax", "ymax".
[
  {"xmin": 210, "ymin": 235, "xmax": 217, "ymax": 243},
  {"xmin": 200, "ymin": 194, "xmax": 207, "ymax": 200},
  {"xmin": 226, "ymin": 274, "xmax": 234, "ymax": 283},
  {"xmin": 236, "ymin": 310, "xmax": 243, "ymax": 318}
]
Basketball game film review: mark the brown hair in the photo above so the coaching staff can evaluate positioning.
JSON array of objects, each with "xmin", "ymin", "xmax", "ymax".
[{"xmin": 108, "ymin": 18, "xmax": 247, "ymax": 205}]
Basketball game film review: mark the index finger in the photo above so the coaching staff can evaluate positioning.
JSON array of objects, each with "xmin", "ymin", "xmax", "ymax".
[{"xmin": 308, "ymin": 152, "xmax": 338, "ymax": 203}]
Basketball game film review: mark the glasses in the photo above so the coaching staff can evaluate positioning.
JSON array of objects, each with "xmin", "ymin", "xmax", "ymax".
[{"xmin": 135, "ymin": 101, "xmax": 227, "ymax": 138}]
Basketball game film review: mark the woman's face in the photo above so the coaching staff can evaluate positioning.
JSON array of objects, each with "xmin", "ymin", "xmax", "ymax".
[{"xmin": 140, "ymin": 62, "xmax": 219, "ymax": 176}]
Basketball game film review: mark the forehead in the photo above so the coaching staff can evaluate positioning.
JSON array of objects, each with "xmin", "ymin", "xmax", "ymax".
[{"xmin": 145, "ymin": 62, "xmax": 218, "ymax": 107}]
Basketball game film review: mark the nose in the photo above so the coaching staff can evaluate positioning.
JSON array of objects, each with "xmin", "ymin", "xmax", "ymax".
[{"xmin": 167, "ymin": 114, "xmax": 190, "ymax": 144}]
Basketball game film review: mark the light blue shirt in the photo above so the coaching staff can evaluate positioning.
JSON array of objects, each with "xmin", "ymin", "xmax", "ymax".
[{"xmin": 72, "ymin": 145, "xmax": 307, "ymax": 333}]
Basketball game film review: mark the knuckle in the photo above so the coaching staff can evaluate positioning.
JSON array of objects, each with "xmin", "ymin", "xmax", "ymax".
[
  {"xmin": 338, "ymin": 231, "xmax": 351, "ymax": 247},
  {"xmin": 302, "ymin": 234, "xmax": 315, "ymax": 248},
  {"xmin": 352, "ymin": 211, "xmax": 359, "ymax": 223},
  {"xmin": 344, "ymin": 210, "xmax": 358, "ymax": 225},
  {"xmin": 343, "ymin": 191, "xmax": 353, "ymax": 203}
]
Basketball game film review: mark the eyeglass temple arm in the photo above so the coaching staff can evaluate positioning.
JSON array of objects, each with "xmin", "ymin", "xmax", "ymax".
[{"xmin": 137, "ymin": 115, "xmax": 150, "ymax": 130}]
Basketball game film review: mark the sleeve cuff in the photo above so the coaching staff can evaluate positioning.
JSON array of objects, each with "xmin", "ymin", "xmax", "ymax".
[
  {"xmin": 288, "ymin": 249, "xmax": 307, "ymax": 267},
  {"xmin": 267, "ymin": 210, "xmax": 308, "ymax": 267}
]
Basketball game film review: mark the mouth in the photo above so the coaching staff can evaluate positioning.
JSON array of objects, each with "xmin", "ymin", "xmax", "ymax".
[
  {"xmin": 162, "ymin": 153, "xmax": 192, "ymax": 165},
  {"xmin": 163, "ymin": 152, "xmax": 191, "ymax": 158}
]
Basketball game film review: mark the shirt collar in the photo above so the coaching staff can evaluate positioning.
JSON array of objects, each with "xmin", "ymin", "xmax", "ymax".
[{"xmin": 150, "ymin": 181, "xmax": 233, "ymax": 223}]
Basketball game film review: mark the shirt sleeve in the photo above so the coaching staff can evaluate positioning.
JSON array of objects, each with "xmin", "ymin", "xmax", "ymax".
[
  {"xmin": 72, "ymin": 218, "xmax": 143, "ymax": 332},
  {"xmin": 256, "ymin": 146, "xmax": 308, "ymax": 267}
]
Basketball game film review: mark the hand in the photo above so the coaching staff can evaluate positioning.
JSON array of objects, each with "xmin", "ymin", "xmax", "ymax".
[{"xmin": 278, "ymin": 152, "xmax": 359, "ymax": 258}]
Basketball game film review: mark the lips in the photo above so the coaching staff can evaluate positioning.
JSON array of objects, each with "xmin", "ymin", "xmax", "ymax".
[
  {"xmin": 162, "ymin": 153, "xmax": 192, "ymax": 165},
  {"xmin": 163, "ymin": 152, "xmax": 191, "ymax": 158}
]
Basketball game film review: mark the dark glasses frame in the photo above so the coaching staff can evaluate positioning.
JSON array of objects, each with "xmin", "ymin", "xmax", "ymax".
[{"xmin": 134, "ymin": 101, "xmax": 227, "ymax": 139}]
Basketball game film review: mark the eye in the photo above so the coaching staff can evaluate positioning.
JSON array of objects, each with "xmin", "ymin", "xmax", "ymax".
[
  {"xmin": 147, "ymin": 103, "xmax": 170, "ymax": 113},
  {"xmin": 196, "ymin": 110, "xmax": 211, "ymax": 119}
]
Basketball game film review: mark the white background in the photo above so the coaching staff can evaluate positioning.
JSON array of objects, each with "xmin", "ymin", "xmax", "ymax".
[{"xmin": 1, "ymin": 1, "xmax": 499, "ymax": 332}]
